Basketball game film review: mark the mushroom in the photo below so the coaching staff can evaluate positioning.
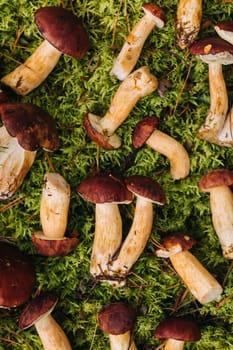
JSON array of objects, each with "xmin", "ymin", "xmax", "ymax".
[
  {"xmin": 84, "ymin": 66, "xmax": 158, "ymax": 150},
  {"xmin": 0, "ymin": 102, "xmax": 59, "ymax": 199},
  {"xmin": 110, "ymin": 3, "xmax": 165, "ymax": 80},
  {"xmin": 1, "ymin": 6, "xmax": 89, "ymax": 95},
  {"xmin": 176, "ymin": 0, "xmax": 202, "ymax": 49},
  {"xmin": 214, "ymin": 20, "xmax": 233, "ymax": 46},
  {"xmin": 190, "ymin": 37, "xmax": 233, "ymax": 146},
  {"xmin": 19, "ymin": 291, "xmax": 72, "ymax": 350},
  {"xmin": 132, "ymin": 116, "xmax": 190, "ymax": 180},
  {"xmin": 198, "ymin": 168, "xmax": 233, "ymax": 259},
  {"xmin": 98, "ymin": 302, "xmax": 137, "ymax": 350},
  {"xmin": 154, "ymin": 316, "xmax": 201, "ymax": 350},
  {"xmin": 76, "ymin": 173, "xmax": 133, "ymax": 284},
  {"xmin": 0, "ymin": 240, "xmax": 36, "ymax": 308},
  {"xmin": 32, "ymin": 172, "xmax": 78, "ymax": 257},
  {"xmin": 109, "ymin": 175, "xmax": 166, "ymax": 281},
  {"xmin": 155, "ymin": 233, "xmax": 223, "ymax": 304}
]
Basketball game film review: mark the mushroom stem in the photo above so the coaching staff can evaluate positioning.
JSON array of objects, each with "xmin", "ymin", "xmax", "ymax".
[
  {"xmin": 109, "ymin": 331, "xmax": 137, "ymax": 350},
  {"xmin": 170, "ymin": 250, "xmax": 223, "ymax": 304},
  {"xmin": 164, "ymin": 338, "xmax": 184, "ymax": 350},
  {"xmin": 1, "ymin": 40, "xmax": 61, "ymax": 96},
  {"xmin": 35, "ymin": 314, "xmax": 72, "ymax": 350},
  {"xmin": 217, "ymin": 105, "xmax": 233, "ymax": 146}
]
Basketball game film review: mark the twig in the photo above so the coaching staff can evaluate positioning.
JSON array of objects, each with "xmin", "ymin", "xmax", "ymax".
[{"xmin": 0, "ymin": 196, "xmax": 26, "ymax": 213}]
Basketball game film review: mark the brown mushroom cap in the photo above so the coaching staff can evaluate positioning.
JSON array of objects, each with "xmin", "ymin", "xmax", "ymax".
[
  {"xmin": 19, "ymin": 291, "xmax": 58, "ymax": 329},
  {"xmin": 132, "ymin": 116, "xmax": 159, "ymax": 149},
  {"xmin": 34, "ymin": 6, "xmax": 89, "ymax": 59},
  {"xmin": 198, "ymin": 169, "xmax": 233, "ymax": 192},
  {"xmin": 142, "ymin": 3, "xmax": 166, "ymax": 25},
  {"xmin": 154, "ymin": 316, "xmax": 201, "ymax": 342},
  {"xmin": 155, "ymin": 233, "xmax": 196, "ymax": 258},
  {"xmin": 98, "ymin": 302, "xmax": 136, "ymax": 335},
  {"xmin": 215, "ymin": 20, "xmax": 233, "ymax": 33},
  {"xmin": 125, "ymin": 174, "xmax": 166, "ymax": 205},
  {"xmin": 0, "ymin": 241, "xmax": 36, "ymax": 308},
  {"xmin": 0, "ymin": 102, "xmax": 59, "ymax": 151}
]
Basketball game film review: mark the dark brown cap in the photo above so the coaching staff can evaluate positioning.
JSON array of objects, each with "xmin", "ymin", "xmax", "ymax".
[
  {"xmin": 0, "ymin": 241, "xmax": 36, "ymax": 308},
  {"xmin": 142, "ymin": 3, "xmax": 166, "ymax": 26},
  {"xmin": 98, "ymin": 302, "xmax": 136, "ymax": 335},
  {"xmin": 35, "ymin": 6, "xmax": 89, "ymax": 59},
  {"xmin": 198, "ymin": 168, "xmax": 233, "ymax": 192},
  {"xmin": 19, "ymin": 291, "xmax": 58, "ymax": 329},
  {"xmin": 0, "ymin": 103, "xmax": 59, "ymax": 151},
  {"xmin": 132, "ymin": 116, "xmax": 159, "ymax": 149},
  {"xmin": 155, "ymin": 233, "xmax": 196, "ymax": 258},
  {"xmin": 215, "ymin": 21, "xmax": 233, "ymax": 33}
]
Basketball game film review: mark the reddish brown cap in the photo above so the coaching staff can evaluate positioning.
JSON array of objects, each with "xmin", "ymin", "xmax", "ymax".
[
  {"xmin": 142, "ymin": 3, "xmax": 166, "ymax": 26},
  {"xmin": 125, "ymin": 175, "xmax": 166, "ymax": 205},
  {"xmin": 215, "ymin": 21, "xmax": 233, "ymax": 33},
  {"xmin": 35, "ymin": 6, "xmax": 89, "ymax": 59},
  {"xmin": 132, "ymin": 116, "xmax": 159, "ymax": 149},
  {"xmin": 198, "ymin": 169, "xmax": 233, "ymax": 192},
  {"xmin": 76, "ymin": 173, "xmax": 133, "ymax": 204},
  {"xmin": 0, "ymin": 241, "xmax": 36, "ymax": 308},
  {"xmin": 154, "ymin": 316, "xmax": 201, "ymax": 341},
  {"xmin": 0, "ymin": 103, "xmax": 59, "ymax": 151},
  {"xmin": 32, "ymin": 231, "xmax": 78, "ymax": 257},
  {"xmin": 98, "ymin": 302, "xmax": 136, "ymax": 335},
  {"xmin": 19, "ymin": 291, "xmax": 58, "ymax": 329},
  {"xmin": 155, "ymin": 233, "xmax": 196, "ymax": 258}
]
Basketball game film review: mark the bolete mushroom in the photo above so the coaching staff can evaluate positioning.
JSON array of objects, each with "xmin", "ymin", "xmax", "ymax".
[
  {"xmin": 109, "ymin": 175, "xmax": 166, "ymax": 281},
  {"xmin": 76, "ymin": 173, "xmax": 133, "ymax": 283},
  {"xmin": 132, "ymin": 116, "xmax": 190, "ymax": 180},
  {"xmin": 98, "ymin": 302, "xmax": 137, "ymax": 350},
  {"xmin": 0, "ymin": 102, "xmax": 59, "ymax": 199},
  {"xmin": 154, "ymin": 316, "xmax": 201, "ymax": 350},
  {"xmin": 0, "ymin": 240, "xmax": 36, "ymax": 308},
  {"xmin": 176, "ymin": 0, "xmax": 202, "ymax": 49},
  {"xmin": 198, "ymin": 168, "xmax": 233, "ymax": 259},
  {"xmin": 214, "ymin": 20, "xmax": 233, "ymax": 46},
  {"xmin": 155, "ymin": 233, "xmax": 223, "ymax": 304},
  {"xmin": 110, "ymin": 3, "xmax": 165, "ymax": 80},
  {"xmin": 32, "ymin": 172, "xmax": 78, "ymax": 257},
  {"xmin": 19, "ymin": 291, "xmax": 72, "ymax": 350},
  {"xmin": 1, "ymin": 6, "xmax": 89, "ymax": 95},
  {"xmin": 84, "ymin": 66, "xmax": 158, "ymax": 150}
]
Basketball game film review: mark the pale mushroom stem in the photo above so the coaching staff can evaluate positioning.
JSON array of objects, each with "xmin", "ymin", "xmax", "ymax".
[
  {"xmin": 218, "ymin": 105, "xmax": 233, "ymax": 146},
  {"xmin": 170, "ymin": 250, "xmax": 223, "ymax": 304},
  {"xmin": 109, "ymin": 197, "xmax": 153, "ymax": 276},
  {"xmin": 1, "ymin": 40, "xmax": 61, "ymax": 96},
  {"xmin": 164, "ymin": 338, "xmax": 184, "ymax": 350},
  {"xmin": 90, "ymin": 203, "xmax": 122, "ymax": 279},
  {"xmin": 109, "ymin": 331, "xmax": 138, "ymax": 350},
  {"xmin": 146, "ymin": 129, "xmax": 190, "ymax": 180},
  {"xmin": 35, "ymin": 314, "xmax": 72, "ymax": 350},
  {"xmin": 209, "ymin": 186, "xmax": 233, "ymax": 258}
]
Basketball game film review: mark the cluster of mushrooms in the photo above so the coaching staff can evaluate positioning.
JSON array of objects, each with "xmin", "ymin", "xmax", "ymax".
[{"xmin": 1, "ymin": 1, "xmax": 233, "ymax": 349}]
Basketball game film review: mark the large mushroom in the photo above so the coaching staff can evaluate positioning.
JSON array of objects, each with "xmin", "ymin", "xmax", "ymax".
[
  {"xmin": 132, "ymin": 116, "xmax": 190, "ymax": 180},
  {"xmin": 0, "ymin": 240, "xmax": 36, "ymax": 308},
  {"xmin": 84, "ymin": 66, "xmax": 158, "ymax": 150},
  {"xmin": 0, "ymin": 102, "xmax": 59, "ymax": 199},
  {"xmin": 76, "ymin": 173, "xmax": 133, "ymax": 284},
  {"xmin": 1, "ymin": 6, "xmax": 89, "ymax": 95},
  {"xmin": 19, "ymin": 291, "xmax": 72, "ymax": 350},
  {"xmin": 110, "ymin": 3, "xmax": 165, "ymax": 80},
  {"xmin": 155, "ymin": 233, "xmax": 223, "ymax": 304},
  {"xmin": 198, "ymin": 168, "xmax": 233, "ymax": 259},
  {"xmin": 98, "ymin": 302, "xmax": 137, "ymax": 350},
  {"xmin": 32, "ymin": 172, "xmax": 78, "ymax": 257},
  {"xmin": 109, "ymin": 175, "xmax": 166, "ymax": 282}
]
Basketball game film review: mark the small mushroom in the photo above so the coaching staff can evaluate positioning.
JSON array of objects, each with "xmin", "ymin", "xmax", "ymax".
[
  {"xmin": 19, "ymin": 291, "xmax": 72, "ymax": 350},
  {"xmin": 0, "ymin": 241, "xmax": 36, "ymax": 308},
  {"xmin": 155, "ymin": 233, "xmax": 223, "ymax": 304},
  {"xmin": 84, "ymin": 66, "xmax": 158, "ymax": 150},
  {"xmin": 214, "ymin": 20, "xmax": 233, "ymax": 45},
  {"xmin": 76, "ymin": 173, "xmax": 133, "ymax": 283},
  {"xmin": 110, "ymin": 3, "xmax": 165, "ymax": 80},
  {"xmin": 176, "ymin": 0, "xmax": 202, "ymax": 49},
  {"xmin": 109, "ymin": 175, "xmax": 166, "ymax": 281},
  {"xmin": 98, "ymin": 302, "xmax": 137, "ymax": 350},
  {"xmin": 198, "ymin": 168, "xmax": 233, "ymax": 259},
  {"xmin": 32, "ymin": 172, "xmax": 78, "ymax": 257},
  {"xmin": 132, "ymin": 116, "xmax": 190, "ymax": 180},
  {"xmin": 0, "ymin": 102, "xmax": 59, "ymax": 199},
  {"xmin": 154, "ymin": 316, "xmax": 201, "ymax": 350},
  {"xmin": 1, "ymin": 6, "xmax": 89, "ymax": 95}
]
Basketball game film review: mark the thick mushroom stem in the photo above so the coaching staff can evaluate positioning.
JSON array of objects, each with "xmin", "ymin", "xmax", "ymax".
[
  {"xmin": 1, "ymin": 40, "xmax": 61, "ymax": 96},
  {"xmin": 34, "ymin": 314, "xmax": 72, "ymax": 350},
  {"xmin": 164, "ymin": 339, "xmax": 184, "ymax": 350},
  {"xmin": 109, "ymin": 332, "xmax": 137, "ymax": 350},
  {"xmin": 176, "ymin": 0, "xmax": 202, "ymax": 49},
  {"xmin": 169, "ymin": 250, "xmax": 223, "ymax": 304},
  {"xmin": 217, "ymin": 105, "xmax": 233, "ymax": 146}
]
